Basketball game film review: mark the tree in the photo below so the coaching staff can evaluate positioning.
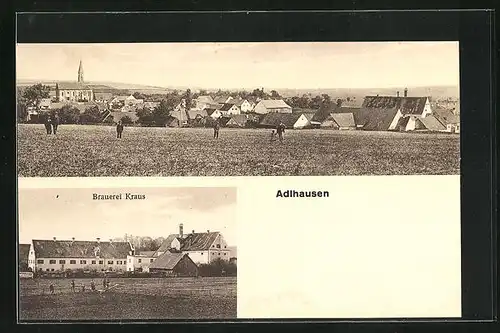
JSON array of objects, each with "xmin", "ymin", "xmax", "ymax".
[
  {"xmin": 336, "ymin": 98, "xmax": 343, "ymax": 107},
  {"xmin": 17, "ymin": 89, "xmax": 29, "ymax": 122},
  {"xmin": 79, "ymin": 105, "xmax": 102, "ymax": 124},
  {"xmin": 270, "ymin": 90, "xmax": 281, "ymax": 99},
  {"xmin": 132, "ymin": 92, "xmax": 146, "ymax": 100},
  {"xmin": 309, "ymin": 95, "xmax": 324, "ymax": 109},
  {"xmin": 22, "ymin": 83, "xmax": 51, "ymax": 108},
  {"xmin": 56, "ymin": 105, "xmax": 81, "ymax": 124},
  {"xmin": 183, "ymin": 89, "xmax": 193, "ymax": 111},
  {"xmin": 136, "ymin": 108, "xmax": 155, "ymax": 126},
  {"xmin": 322, "ymin": 94, "xmax": 331, "ymax": 104},
  {"xmin": 152, "ymin": 100, "xmax": 172, "ymax": 126},
  {"xmin": 120, "ymin": 116, "xmax": 133, "ymax": 124}
]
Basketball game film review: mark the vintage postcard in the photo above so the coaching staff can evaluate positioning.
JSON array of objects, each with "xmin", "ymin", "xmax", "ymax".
[{"xmin": 17, "ymin": 41, "xmax": 462, "ymax": 321}]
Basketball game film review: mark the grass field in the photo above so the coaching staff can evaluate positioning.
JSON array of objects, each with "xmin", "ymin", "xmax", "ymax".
[
  {"xmin": 19, "ymin": 277, "xmax": 236, "ymax": 321},
  {"xmin": 17, "ymin": 124, "xmax": 460, "ymax": 176}
]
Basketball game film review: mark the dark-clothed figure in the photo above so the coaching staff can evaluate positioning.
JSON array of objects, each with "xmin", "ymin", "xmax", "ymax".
[
  {"xmin": 276, "ymin": 122, "xmax": 286, "ymax": 143},
  {"xmin": 44, "ymin": 115, "xmax": 52, "ymax": 135},
  {"xmin": 52, "ymin": 113, "xmax": 60, "ymax": 134},
  {"xmin": 49, "ymin": 284, "xmax": 54, "ymax": 294},
  {"xmin": 116, "ymin": 120, "xmax": 124, "ymax": 138},
  {"xmin": 71, "ymin": 280, "xmax": 75, "ymax": 292},
  {"xmin": 103, "ymin": 277, "xmax": 107, "ymax": 289},
  {"xmin": 213, "ymin": 119, "xmax": 220, "ymax": 139},
  {"xmin": 90, "ymin": 280, "xmax": 95, "ymax": 291}
]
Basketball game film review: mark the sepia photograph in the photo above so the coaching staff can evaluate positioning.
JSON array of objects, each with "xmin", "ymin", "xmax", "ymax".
[
  {"xmin": 18, "ymin": 187, "xmax": 237, "ymax": 321},
  {"xmin": 16, "ymin": 42, "xmax": 460, "ymax": 177}
]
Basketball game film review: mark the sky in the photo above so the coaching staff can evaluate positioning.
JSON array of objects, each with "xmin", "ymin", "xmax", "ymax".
[
  {"xmin": 16, "ymin": 42, "xmax": 460, "ymax": 90},
  {"xmin": 18, "ymin": 187, "xmax": 237, "ymax": 246}
]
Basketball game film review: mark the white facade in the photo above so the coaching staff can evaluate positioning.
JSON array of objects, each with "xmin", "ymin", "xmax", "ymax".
[
  {"xmin": 209, "ymin": 110, "xmax": 223, "ymax": 119},
  {"xmin": 59, "ymin": 89, "xmax": 93, "ymax": 102},
  {"xmin": 388, "ymin": 110, "xmax": 403, "ymax": 130},
  {"xmin": 220, "ymin": 105, "xmax": 241, "ymax": 116},
  {"xmin": 422, "ymin": 98, "xmax": 432, "ymax": 117},
  {"xmin": 239, "ymin": 100, "xmax": 253, "ymax": 113},
  {"xmin": 292, "ymin": 114, "xmax": 311, "ymax": 129},
  {"xmin": 126, "ymin": 255, "xmax": 155, "ymax": 272},
  {"xmin": 34, "ymin": 257, "xmax": 128, "ymax": 272},
  {"xmin": 28, "ymin": 244, "xmax": 36, "ymax": 272}
]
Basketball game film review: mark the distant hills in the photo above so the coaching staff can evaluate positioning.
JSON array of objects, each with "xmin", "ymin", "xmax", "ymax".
[{"xmin": 16, "ymin": 79, "xmax": 459, "ymax": 99}]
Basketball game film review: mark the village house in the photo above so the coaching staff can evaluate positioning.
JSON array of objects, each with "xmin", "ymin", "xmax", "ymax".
[
  {"xmin": 152, "ymin": 224, "xmax": 231, "ymax": 265},
  {"xmin": 148, "ymin": 253, "xmax": 199, "ymax": 277},
  {"xmin": 231, "ymin": 98, "xmax": 254, "ymax": 113},
  {"xmin": 126, "ymin": 253, "xmax": 156, "ymax": 272},
  {"xmin": 320, "ymin": 113, "xmax": 356, "ymax": 130},
  {"xmin": 194, "ymin": 95, "xmax": 215, "ymax": 110},
  {"xmin": 253, "ymin": 99, "xmax": 292, "ymax": 114},
  {"xmin": 94, "ymin": 92, "xmax": 113, "ymax": 103},
  {"xmin": 143, "ymin": 101, "xmax": 160, "ymax": 111},
  {"xmin": 226, "ymin": 114, "xmax": 248, "ymax": 128},
  {"xmin": 259, "ymin": 112, "xmax": 311, "ymax": 129},
  {"xmin": 110, "ymin": 95, "xmax": 130, "ymax": 108},
  {"xmin": 218, "ymin": 103, "xmax": 241, "ymax": 116},
  {"xmin": 38, "ymin": 98, "xmax": 52, "ymax": 111},
  {"xmin": 187, "ymin": 109, "xmax": 208, "ymax": 127},
  {"xmin": 433, "ymin": 108, "xmax": 460, "ymax": 133},
  {"xmin": 214, "ymin": 95, "xmax": 234, "ymax": 104},
  {"xmin": 206, "ymin": 108, "xmax": 223, "ymax": 120},
  {"xmin": 29, "ymin": 238, "xmax": 134, "ymax": 273}
]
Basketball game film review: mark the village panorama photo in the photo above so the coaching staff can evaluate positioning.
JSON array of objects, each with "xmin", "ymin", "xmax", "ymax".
[
  {"xmin": 16, "ymin": 42, "xmax": 460, "ymax": 177},
  {"xmin": 17, "ymin": 187, "xmax": 237, "ymax": 321}
]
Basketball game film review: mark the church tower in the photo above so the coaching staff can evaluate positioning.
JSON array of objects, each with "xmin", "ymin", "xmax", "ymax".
[{"xmin": 77, "ymin": 60, "xmax": 84, "ymax": 83}]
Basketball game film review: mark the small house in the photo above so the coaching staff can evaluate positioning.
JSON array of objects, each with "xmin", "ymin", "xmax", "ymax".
[
  {"xmin": 206, "ymin": 108, "xmax": 223, "ymax": 119},
  {"xmin": 320, "ymin": 113, "xmax": 356, "ymax": 130},
  {"xmin": 219, "ymin": 103, "xmax": 241, "ymax": 116},
  {"xmin": 259, "ymin": 113, "xmax": 310, "ymax": 129},
  {"xmin": 226, "ymin": 114, "xmax": 248, "ymax": 128},
  {"xmin": 214, "ymin": 95, "xmax": 233, "ymax": 104},
  {"xmin": 433, "ymin": 108, "xmax": 460, "ymax": 133},
  {"xmin": 253, "ymin": 99, "xmax": 292, "ymax": 114},
  {"xmin": 232, "ymin": 98, "xmax": 254, "ymax": 113},
  {"xmin": 194, "ymin": 95, "xmax": 215, "ymax": 110},
  {"xmin": 38, "ymin": 98, "xmax": 52, "ymax": 110},
  {"xmin": 94, "ymin": 92, "xmax": 113, "ymax": 103}
]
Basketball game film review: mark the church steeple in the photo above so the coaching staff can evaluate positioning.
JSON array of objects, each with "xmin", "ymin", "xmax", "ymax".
[{"xmin": 78, "ymin": 60, "xmax": 84, "ymax": 83}]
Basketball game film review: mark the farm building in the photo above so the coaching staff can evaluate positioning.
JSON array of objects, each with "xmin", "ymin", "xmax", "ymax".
[
  {"xmin": 310, "ymin": 103, "xmax": 358, "ymax": 127},
  {"xmin": 152, "ymin": 224, "xmax": 231, "ymax": 265},
  {"xmin": 38, "ymin": 98, "xmax": 52, "ymax": 111},
  {"xmin": 433, "ymin": 108, "xmax": 460, "ymax": 133},
  {"xmin": 169, "ymin": 109, "xmax": 189, "ymax": 127},
  {"xmin": 219, "ymin": 103, "xmax": 241, "ymax": 116},
  {"xmin": 214, "ymin": 95, "xmax": 234, "ymax": 104},
  {"xmin": 320, "ymin": 113, "xmax": 356, "ymax": 130},
  {"xmin": 29, "ymin": 238, "xmax": 134, "ymax": 273},
  {"xmin": 187, "ymin": 109, "xmax": 209, "ymax": 126},
  {"xmin": 19, "ymin": 244, "xmax": 31, "ymax": 272},
  {"xmin": 226, "ymin": 114, "xmax": 248, "ymax": 128},
  {"xmin": 259, "ymin": 112, "xmax": 311, "ymax": 129},
  {"xmin": 253, "ymin": 99, "xmax": 292, "ymax": 114},
  {"xmin": 56, "ymin": 82, "xmax": 94, "ymax": 102},
  {"xmin": 232, "ymin": 98, "xmax": 254, "ymax": 113},
  {"xmin": 148, "ymin": 252, "xmax": 199, "ymax": 277},
  {"xmin": 126, "ymin": 254, "xmax": 156, "ymax": 272},
  {"xmin": 416, "ymin": 115, "xmax": 447, "ymax": 132}
]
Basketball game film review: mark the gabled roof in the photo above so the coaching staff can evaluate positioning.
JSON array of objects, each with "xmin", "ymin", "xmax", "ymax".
[
  {"xmin": 19, "ymin": 244, "xmax": 30, "ymax": 263},
  {"xmin": 57, "ymin": 82, "xmax": 92, "ymax": 90},
  {"xmin": 138, "ymin": 251, "xmax": 156, "ymax": 257},
  {"xmin": 149, "ymin": 252, "xmax": 186, "ymax": 270},
  {"xmin": 214, "ymin": 95, "xmax": 232, "ymax": 103},
  {"xmin": 113, "ymin": 95, "xmax": 130, "ymax": 101},
  {"xmin": 417, "ymin": 115, "xmax": 447, "ymax": 131},
  {"xmin": 227, "ymin": 114, "xmax": 248, "ymax": 126},
  {"xmin": 219, "ymin": 103, "xmax": 236, "ymax": 111},
  {"xmin": 32, "ymin": 239, "xmax": 132, "ymax": 259},
  {"xmin": 187, "ymin": 109, "xmax": 208, "ymax": 119},
  {"xmin": 355, "ymin": 108, "xmax": 400, "ymax": 131},
  {"xmin": 231, "ymin": 98, "xmax": 248, "ymax": 107},
  {"xmin": 260, "ymin": 113, "xmax": 303, "ymax": 127},
  {"xmin": 153, "ymin": 232, "xmax": 221, "ymax": 255},
  {"xmin": 205, "ymin": 108, "xmax": 219, "ymax": 116},
  {"xmin": 329, "ymin": 113, "xmax": 356, "ymax": 127},
  {"xmin": 362, "ymin": 96, "xmax": 428, "ymax": 115},
  {"xmin": 433, "ymin": 108, "xmax": 460, "ymax": 125},
  {"xmin": 257, "ymin": 99, "xmax": 292, "ymax": 109}
]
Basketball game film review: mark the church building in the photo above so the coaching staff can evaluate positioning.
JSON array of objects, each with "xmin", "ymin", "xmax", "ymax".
[{"xmin": 55, "ymin": 60, "xmax": 94, "ymax": 102}]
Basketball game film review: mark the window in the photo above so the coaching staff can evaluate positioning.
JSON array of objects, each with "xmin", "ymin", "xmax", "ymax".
[
  {"xmin": 46, "ymin": 269, "xmax": 49, "ymax": 271},
  {"xmin": 201, "ymin": 253, "xmax": 203, "ymax": 255},
  {"xmin": 37, "ymin": 259, "xmax": 44, "ymax": 264},
  {"xmin": 51, "ymin": 269, "xmax": 54, "ymax": 271},
  {"xmin": 80, "ymin": 260, "xmax": 86, "ymax": 264},
  {"xmin": 218, "ymin": 253, "xmax": 220, "ymax": 255},
  {"xmin": 138, "ymin": 259, "xmax": 142, "ymax": 263},
  {"xmin": 59, "ymin": 260, "xmax": 66, "ymax": 264},
  {"xmin": 108, "ymin": 261, "xmax": 113, "ymax": 265},
  {"xmin": 212, "ymin": 245, "xmax": 215, "ymax": 248},
  {"xmin": 70, "ymin": 260, "xmax": 76, "ymax": 264},
  {"xmin": 49, "ymin": 260, "xmax": 56, "ymax": 264},
  {"xmin": 224, "ymin": 246, "xmax": 226, "ymax": 248},
  {"xmin": 224, "ymin": 253, "xmax": 226, "ymax": 255},
  {"xmin": 91, "ymin": 260, "xmax": 96, "ymax": 264},
  {"xmin": 99, "ymin": 260, "xmax": 103, "ymax": 264},
  {"xmin": 216, "ymin": 244, "xmax": 221, "ymax": 248},
  {"xmin": 128, "ymin": 259, "xmax": 131, "ymax": 263},
  {"xmin": 150, "ymin": 259, "xmax": 154, "ymax": 263}
]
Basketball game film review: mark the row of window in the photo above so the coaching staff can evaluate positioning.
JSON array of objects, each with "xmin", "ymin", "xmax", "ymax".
[
  {"xmin": 211, "ymin": 244, "xmax": 226, "ymax": 249},
  {"xmin": 38, "ymin": 259, "xmax": 126, "ymax": 265},
  {"xmin": 41, "ymin": 267, "xmax": 119, "ymax": 272},
  {"xmin": 137, "ymin": 259, "xmax": 154, "ymax": 263}
]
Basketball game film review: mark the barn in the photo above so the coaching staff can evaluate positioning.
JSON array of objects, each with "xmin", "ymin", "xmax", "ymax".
[
  {"xmin": 259, "ymin": 113, "xmax": 310, "ymax": 129},
  {"xmin": 253, "ymin": 99, "xmax": 292, "ymax": 114},
  {"xmin": 148, "ymin": 252, "xmax": 199, "ymax": 277}
]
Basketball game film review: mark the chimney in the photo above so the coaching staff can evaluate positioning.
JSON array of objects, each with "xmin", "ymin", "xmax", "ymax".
[
  {"xmin": 207, "ymin": 230, "xmax": 210, "ymax": 233},
  {"xmin": 396, "ymin": 91, "xmax": 400, "ymax": 97},
  {"xmin": 179, "ymin": 223, "xmax": 184, "ymax": 238},
  {"xmin": 109, "ymin": 238, "xmax": 113, "ymax": 244},
  {"xmin": 71, "ymin": 237, "xmax": 75, "ymax": 244},
  {"xmin": 404, "ymin": 88, "xmax": 408, "ymax": 97},
  {"xmin": 96, "ymin": 237, "xmax": 100, "ymax": 243},
  {"xmin": 53, "ymin": 237, "xmax": 56, "ymax": 242},
  {"xmin": 192, "ymin": 229, "xmax": 195, "ymax": 234}
]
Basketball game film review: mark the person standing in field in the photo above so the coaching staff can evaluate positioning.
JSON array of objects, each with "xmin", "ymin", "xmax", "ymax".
[
  {"xmin": 276, "ymin": 121, "xmax": 286, "ymax": 143},
  {"xmin": 116, "ymin": 120, "xmax": 124, "ymax": 138},
  {"xmin": 44, "ymin": 114, "xmax": 52, "ymax": 135},
  {"xmin": 90, "ymin": 280, "xmax": 95, "ymax": 291},
  {"xmin": 51, "ymin": 112, "xmax": 60, "ymax": 135},
  {"xmin": 71, "ymin": 279, "xmax": 75, "ymax": 293},
  {"xmin": 103, "ymin": 277, "xmax": 107, "ymax": 290},
  {"xmin": 213, "ymin": 118, "xmax": 220, "ymax": 139}
]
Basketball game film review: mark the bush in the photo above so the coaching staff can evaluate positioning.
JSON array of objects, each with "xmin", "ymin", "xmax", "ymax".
[
  {"xmin": 121, "ymin": 116, "xmax": 133, "ymax": 124},
  {"xmin": 198, "ymin": 258, "xmax": 237, "ymax": 277}
]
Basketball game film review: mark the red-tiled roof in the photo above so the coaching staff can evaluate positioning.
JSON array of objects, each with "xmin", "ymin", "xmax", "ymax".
[
  {"xmin": 32, "ymin": 240, "xmax": 132, "ymax": 259},
  {"xmin": 57, "ymin": 82, "xmax": 92, "ymax": 90},
  {"xmin": 149, "ymin": 252, "xmax": 185, "ymax": 270}
]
